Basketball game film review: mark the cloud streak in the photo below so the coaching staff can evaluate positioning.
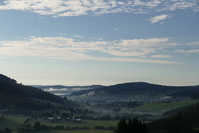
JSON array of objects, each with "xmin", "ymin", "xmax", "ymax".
[
  {"xmin": 175, "ymin": 41, "xmax": 199, "ymax": 54},
  {"xmin": 176, "ymin": 49, "xmax": 199, "ymax": 54},
  {"xmin": 149, "ymin": 14, "xmax": 172, "ymax": 23},
  {"xmin": 0, "ymin": 36, "xmax": 182, "ymax": 64},
  {"xmin": 0, "ymin": 0, "xmax": 198, "ymax": 17}
]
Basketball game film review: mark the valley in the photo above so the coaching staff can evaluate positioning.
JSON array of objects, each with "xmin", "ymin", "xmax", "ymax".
[
  {"xmin": 37, "ymin": 82, "xmax": 199, "ymax": 120},
  {"xmin": 1, "ymin": 74, "xmax": 199, "ymax": 133}
]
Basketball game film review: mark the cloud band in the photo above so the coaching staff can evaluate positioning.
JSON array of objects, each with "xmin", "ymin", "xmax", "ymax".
[
  {"xmin": 0, "ymin": 36, "xmax": 181, "ymax": 64},
  {"xmin": 0, "ymin": 0, "xmax": 198, "ymax": 17}
]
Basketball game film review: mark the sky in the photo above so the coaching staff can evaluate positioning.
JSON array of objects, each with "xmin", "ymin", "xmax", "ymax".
[{"xmin": 0, "ymin": 0, "xmax": 199, "ymax": 86}]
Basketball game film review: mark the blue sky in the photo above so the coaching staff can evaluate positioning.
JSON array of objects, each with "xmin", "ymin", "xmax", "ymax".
[{"xmin": 0, "ymin": 0, "xmax": 199, "ymax": 86}]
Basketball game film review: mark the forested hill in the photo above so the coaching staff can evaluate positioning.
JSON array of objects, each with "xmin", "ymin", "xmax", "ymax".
[
  {"xmin": 0, "ymin": 74, "xmax": 17, "ymax": 83},
  {"xmin": 0, "ymin": 74, "xmax": 74, "ymax": 111},
  {"xmin": 70, "ymin": 82, "xmax": 199, "ymax": 97},
  {"xmin": 114, "ymin": 104, "xmax": 199, "ymax": 133},
  {"xmin": 148, "ymin": 104, "xmax": 199, "ymax": 133}
]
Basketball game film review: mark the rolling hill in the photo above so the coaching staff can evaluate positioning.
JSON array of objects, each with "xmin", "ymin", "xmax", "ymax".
[
  {"xmin": 69, "ymin": 82, "xmax": 199, "ymax": 102},
  {"xmin": 0, "ymin": 74, "xmax": 75, "ymax": 111}
]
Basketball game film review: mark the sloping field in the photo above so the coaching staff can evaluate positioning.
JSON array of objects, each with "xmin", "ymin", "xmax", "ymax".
[
  {"xmin": 129, "ymin": 99, "xmax": 199, "ymax": 115},
  {"xmin": 0, "ymin": 115, "xmax": 27, "ymax": 133}
]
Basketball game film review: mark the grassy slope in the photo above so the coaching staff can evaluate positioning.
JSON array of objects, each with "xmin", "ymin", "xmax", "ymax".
[
  {"xmin": 126, "ymin": 99, "xmax": 199, "ymax": 115},
  {"xmin": 0, "ymin": 115, "xmax": 27, "ymax": 133}
]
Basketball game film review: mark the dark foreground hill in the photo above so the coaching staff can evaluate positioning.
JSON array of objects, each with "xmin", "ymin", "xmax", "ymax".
[
  {"xmin": 0, "ymin": 74, "xmax": 74, "ymax": 111},
  {"xmin": 114, "ymin": 104, "xmax": 199, "ymax": 133},
  {"xmin": 148, "ymin": 104, "xmax": 199, "ymax": 133}
]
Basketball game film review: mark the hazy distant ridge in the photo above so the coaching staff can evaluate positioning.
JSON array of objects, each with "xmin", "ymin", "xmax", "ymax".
[
  {"xmin": 67, "ymin": 82, "xmax": 199, "ymax": 103},
  {"xmin": 70, "ymin": 82, "xmax": 199, "ymax": 96}
]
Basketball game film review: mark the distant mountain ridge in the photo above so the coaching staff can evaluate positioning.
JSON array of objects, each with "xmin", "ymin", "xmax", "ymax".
[
  {"xmin": 34, "ymin": 85, "xmax": 105, "ymax": 96},
  {"xmin": 68, "ymin": 82, "xmax": 199, "ymax": 102},
  {"xmin": 35, "ymin": 85, "xmax": 105, "ymax": 89},
  {"xmin": 70, "ymin": 82, "xmax": 199, "ymax": 95},
  {"xmin": 35, "ymin": 82, "xmax": 199, "ymax": 101}
]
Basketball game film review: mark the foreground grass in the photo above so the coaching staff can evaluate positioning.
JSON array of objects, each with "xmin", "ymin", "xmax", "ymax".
[
  {"xmin": 0, "ymin": 115, "xmax": 117, "ymax": 133},
  {"xmin": 2, "ymin": 99, "xmax": 198, "ymax": 133},
  {"xmin": 0, "ymin": 115, "xmax": 27, "ymax": 133},
  {"xmin": 33, "ymin": 119, "xmax": 117, "ymax": 129},
  {"xmin": 38, "ymin": 129, "xmax": 113, "ymax": 133}
]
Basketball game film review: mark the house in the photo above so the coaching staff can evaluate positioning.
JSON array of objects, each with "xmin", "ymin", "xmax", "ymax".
[
  {"xmin": 75, "ymin": 118, "xmax": 82, "ymax": 122},
  {"xmin": 44, "ymin": 116, "xmax": 83, "ymax": 123},
  {"xmin": 45, "ymin": 117, "xmax": 55, "ymax": 122},
  {"xmin": 47, "ymin": 117, "xmax": 54, "ymax": 120}
]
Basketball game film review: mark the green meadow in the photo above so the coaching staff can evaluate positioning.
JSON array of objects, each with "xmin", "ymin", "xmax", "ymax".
[
  {"xmin": 1, "ymin": 99, "xmax": 199, "ymax": 133},
  {"xmin": 126, "ymin": 99, "xmax": 199, "ymax": 115},
  {"xmin": 0, "ymin": 115, "xmax": 27, "ymax": 133},
  {"xmin": 0, "ymin": 114, "xmax": 117, "ymax": 133},
  {"xmin": 38, "ymin": 129, "xmax": 113, "ymax": 133}
]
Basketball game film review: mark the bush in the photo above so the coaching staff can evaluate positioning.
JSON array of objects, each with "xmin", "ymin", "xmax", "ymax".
[
  {"xmin": 53, "ymin": 125, "xmax": 65, "ymax": 130},
  {"xmin": 0, "ymin": 127, "xmax": 12, "ymax": 133}
]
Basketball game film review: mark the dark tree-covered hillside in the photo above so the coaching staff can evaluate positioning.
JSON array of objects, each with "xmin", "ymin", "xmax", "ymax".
[
  {"xmin": 0, "ymin": 74, "xmax": 17, "ymax": 83},
  {"xmin": 0, "ymin": 74, "xmax": 76, "ymax": 111},
  {"xmin": 115, "ymin": 104, "xmax": 199, "ymax": 133},
  {"xmin": 148, "ymin": 104, "xmax": 199, "ymax": 133}
]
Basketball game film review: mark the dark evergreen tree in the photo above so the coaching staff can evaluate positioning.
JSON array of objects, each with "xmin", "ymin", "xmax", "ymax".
[
  {"xmin": 2, "ymin": 127, "xmax": 12, "ymax": 133},
  {"xmin": 115, "ymin": 118, "xmax": 147, "ymax": 133},
  {"xmin": 33, "ymin": 122, "xmax": 41, "ymax": 132},
  {"xmin": 115, "ymin": 119, "xmax": 127, "ymax": 133}
]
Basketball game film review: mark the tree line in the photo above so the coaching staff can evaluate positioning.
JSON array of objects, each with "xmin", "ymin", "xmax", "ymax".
[
  {"xmin": 114, "ymin": 104, "xmax": 199, "ymax": 133},
  {"xmin": 0, "ymin": 127, "xmax": 12, "ymax": 133},
  {"xmin": 114, "ymin": 118, "xmax": 147, "ymax": 133}
]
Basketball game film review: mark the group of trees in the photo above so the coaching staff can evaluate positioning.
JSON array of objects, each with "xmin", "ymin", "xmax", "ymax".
[
  {"xmin": 0, "ymin": 127, "xmax": 12, "ymax": 133},
  {"xmin": 114, "ymin": 104, "xmax": 199, "ymax": 133},
  {"xmin": 148, "ymin": 104, "xmax": 199, "ymax": 133},
  {"xmin": 96, "ymin": 101, "xmax": 140, "ymax": 109},
  {"xmin": 18, "ymin": 122, "xmax": 49, "ymax": 133},
  {"xmin": 114, "ymin": 118, "xmax": 147, "ymax": 133}
]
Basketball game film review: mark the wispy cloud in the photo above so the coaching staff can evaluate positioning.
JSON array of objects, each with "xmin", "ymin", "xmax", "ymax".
[
  {"xmin": 151, "ymin": 55, "xmax": 171, "ymax": 59},
  {"xmin": 186, "ymin": 41, "xmax": 199, "ymax": 46},
  {"xmin": 176, "ymin": 49, "xmax": 199, "ymax": 54},
  {"xmin": 149, "ymin": 14, "xmax": 172, "ymax": 23},
  {"xmin": 175, "ymin": 41, "xmax": 199, "ymax": 54},
  {"xmin": 0, "ymin": 0, "xmax": 198, "ymax": 17},
  {"xmin": 0, "ymin": 36, "xmax": 181, "ymax": 64},
  {"xmin": 159, "ymin": 1, "xmax": 198, "ymax": 11}
]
